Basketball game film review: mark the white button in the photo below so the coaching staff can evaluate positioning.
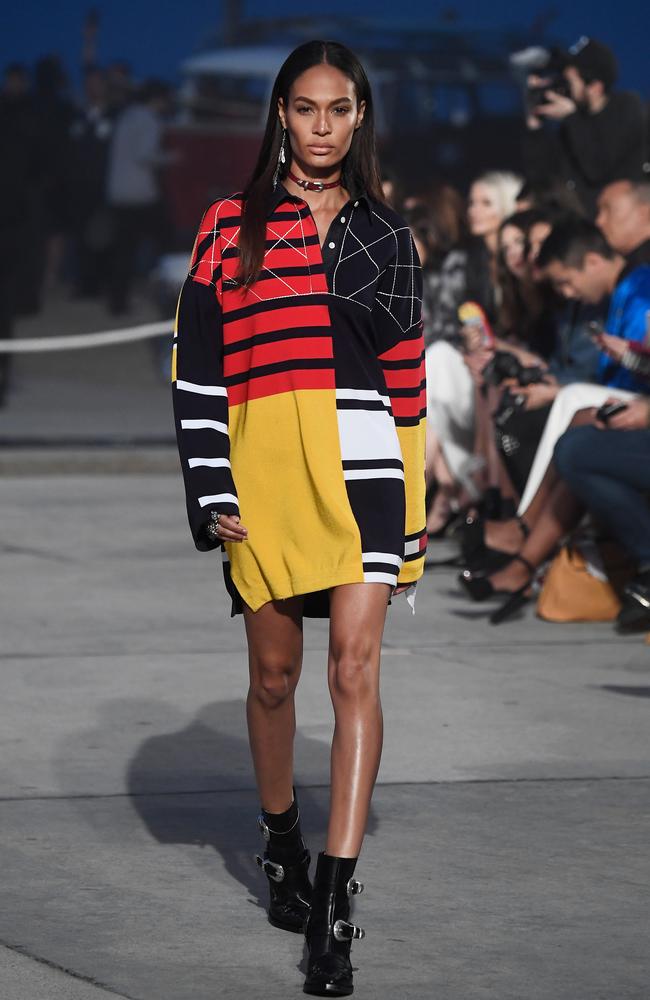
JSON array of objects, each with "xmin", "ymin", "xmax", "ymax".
[
  {"xmin": 354, "ymin": 200, "xmax": 359, "ymax": 207},
  {"xmin": 340, "ymin": 216, "xmax": 346, "ymax": 223},
  {"xmin": 328, "ymin": 241, "xmax": 336, "ymax": 249}
]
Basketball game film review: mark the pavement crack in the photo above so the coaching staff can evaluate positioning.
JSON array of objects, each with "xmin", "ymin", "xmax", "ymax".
[
  {"xmin": 0, "ymin": 940, "xmax": 140, "ymax": 999},
  {"xmin": 2, "ymin": 774, "xmax": 650, "ymax": 804}
]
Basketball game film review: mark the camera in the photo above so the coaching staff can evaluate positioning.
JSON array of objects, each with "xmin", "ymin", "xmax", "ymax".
[
  {"xmin": 527, "ymin": 74, "xmax": 572, "ymax": 110},
  {"xmin": 481, "ymin": 350, "xmax": 546, "ymax": 388}
]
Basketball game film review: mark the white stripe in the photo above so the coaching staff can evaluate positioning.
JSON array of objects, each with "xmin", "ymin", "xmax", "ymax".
[
  {"xmin": 336, "ymin": 408, "xmax": 402, "ymax": 463},
  {"xmin": 343, "ymin": 468, "xmax": 404, "ymax": 481},
  {"xmin": 363, "ymin": 552, "xmax": 403, "ymax": 568},
  {"xmin": 336, "ymin": 388, "xmax": 390, "ymax": 407},
  {"xmin": 181, "ymin": 418, "xmax": 229, "ymax": 434},
  {"xmin": 404, "ymin": 538, "xmax": 422, "ymax": 556},
  {"xmin": 364, "ymin": 572, "xmax": 398, "ymax": 585},
  {"xmin": 177, "ymin": 379, "xmax": 228, "ymax": 396},
  {"xmin": 198, "ymin": 493, "xmax": 239, "ymax": 507},
  {"xmin": 188, "ymin": 457, "xmax": 231, "ymax": 469}
]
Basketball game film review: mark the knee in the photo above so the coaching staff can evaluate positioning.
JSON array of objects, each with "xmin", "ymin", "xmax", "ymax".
[
  {"xmin": 329, "ymin": 639, "xmax": 378, "ymax": 702},
  {"xmin": 553, "ymin": 425, "xmax": 596, "ymax": 480},
  {"xmin": 249, "ymin": 654, "xmax": 300, "ymax": 709}
]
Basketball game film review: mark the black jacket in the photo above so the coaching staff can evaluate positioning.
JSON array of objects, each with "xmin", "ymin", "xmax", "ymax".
[{"xmin": 523, "ymin": 91, "xmax": 647, "ymax": 215}]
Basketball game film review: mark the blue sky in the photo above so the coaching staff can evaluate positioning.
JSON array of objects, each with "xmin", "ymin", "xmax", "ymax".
[{"xmin": 4, "ymin": 0, "xmax": 647, "ymax": 94}]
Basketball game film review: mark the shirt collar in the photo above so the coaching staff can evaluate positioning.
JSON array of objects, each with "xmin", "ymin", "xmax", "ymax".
[{"xmin": 266, "ymin": 181, "xmax": 372, "ymax": 219}]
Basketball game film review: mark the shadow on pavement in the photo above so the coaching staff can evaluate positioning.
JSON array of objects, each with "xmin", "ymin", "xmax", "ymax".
[{"xmin": 123, "ymin": 698, "xmax": 378, "ymax": 916}]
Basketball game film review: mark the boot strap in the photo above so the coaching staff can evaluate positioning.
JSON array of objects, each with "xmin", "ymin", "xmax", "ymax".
[
  {"xmin": 255, "ymin": 849, "xmax": 311, "ymax": 884},
  {"xmin": 333, "ymin": 919, "xmax": 365, "ymax": 942},
  {"xmin": 255, "ymin": 855, "xmax": 284, "ymax": 882}
]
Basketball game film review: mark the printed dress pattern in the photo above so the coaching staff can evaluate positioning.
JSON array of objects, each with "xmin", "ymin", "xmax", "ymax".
[{"xmin": 172, "ymin": 186, "xmax": 426, "ymax": 614}]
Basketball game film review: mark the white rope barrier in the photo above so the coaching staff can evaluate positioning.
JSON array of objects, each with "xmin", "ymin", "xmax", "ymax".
[{"xmin": 0, "ymin": 320, "xmax": 174, "ymax": 353}]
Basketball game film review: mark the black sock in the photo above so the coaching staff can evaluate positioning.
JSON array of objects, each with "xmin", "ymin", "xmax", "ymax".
[{"xmin": 261, "ymin": 795, "xmax": 305, "ymax": 863}]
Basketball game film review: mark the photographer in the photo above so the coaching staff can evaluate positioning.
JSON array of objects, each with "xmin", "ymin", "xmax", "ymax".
[{"xmin": 523, "ymin": 38, "xmax": 646, "ymax": 215}]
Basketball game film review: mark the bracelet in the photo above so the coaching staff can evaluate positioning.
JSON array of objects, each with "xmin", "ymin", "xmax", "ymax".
[{"xmin": 206, "ymin": 510, "xmax": 221, "ymax": 540}]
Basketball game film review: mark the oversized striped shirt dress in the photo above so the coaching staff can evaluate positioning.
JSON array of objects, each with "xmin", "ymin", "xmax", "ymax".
[{"xmin": 172, "ymin": 184, "xmax": 427, "ymax": 616}]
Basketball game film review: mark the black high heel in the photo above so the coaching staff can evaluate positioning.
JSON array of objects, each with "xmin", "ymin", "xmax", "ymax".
[
  {"xmin": 459, "ymin": 554, "xmax": 535, "ymax": 602},
  {"xmin": 489, "ymin": 586, "xmax": 534, "ymax": 624},
  {"xmin": 460, "ymin": 513, "xmax": 530, "ymax": 568},
  {"xmin": 256, "ymin": 812, "xmax": 312, "ymax": 934},
  {"xmin": 304, "ymin": 853, "xmax": 364, "ymax": 997}
]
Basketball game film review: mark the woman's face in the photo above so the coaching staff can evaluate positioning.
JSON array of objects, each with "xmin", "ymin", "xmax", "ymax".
[
  {"xmin": 278, "ymin": 63, "xmax": 365, "ymax": 176},
  {"xmin": 467, "ymin": 182, "xmax": 502, "ymax": 239},
  {"xmin": 500, "ymin": 224, "xmax": 528, "ymax": 279}
]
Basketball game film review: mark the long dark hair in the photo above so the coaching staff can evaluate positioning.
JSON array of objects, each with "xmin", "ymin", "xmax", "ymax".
[{"xmin": 236, "ymin": 40, "xmax": 384, "ymax": 286}]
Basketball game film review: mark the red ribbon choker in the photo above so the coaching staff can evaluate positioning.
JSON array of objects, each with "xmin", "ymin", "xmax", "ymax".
[{"xmin": 286, "ymin": 169, "xmax": 342, "ymax": 192}]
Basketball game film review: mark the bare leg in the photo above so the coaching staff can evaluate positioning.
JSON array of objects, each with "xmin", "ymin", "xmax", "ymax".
[
  {"xmin": 326, "ymin": 582, "xmax": 391, "ymax": 858},
  {"xmin": 426, "ymin": 427, "xmax": 458, "ymax": 533},
  {"xmin": 489, "ymin": 477, "xmax": 584, "ymax": 591},
  {"xmin": 243, "ymin": 596, "xmax": 304, "ymax": 813},
  {"xmin": 485, "ymin": 406, "xmax": 598, "ymax": 552}
]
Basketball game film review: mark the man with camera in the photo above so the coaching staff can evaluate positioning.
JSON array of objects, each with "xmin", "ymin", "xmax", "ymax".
[{"xmin": 523, "ymin": 38, "xmax": 647, "ymax": 215}]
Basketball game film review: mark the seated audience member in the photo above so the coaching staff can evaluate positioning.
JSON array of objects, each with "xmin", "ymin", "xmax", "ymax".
[
  {"xmin": 462, "ymin": 217, "xmax": 650, "ymax": 571},
  {"xmin": 596, "ymin": 178, "xmax": 650, "ymax": 268},
  {"xmin": 554, "ymin": 398, "xmax": 650, "ymax": 633},
  {"xmin": 516, "ymin": 217, "xmax": 650, "ymax": 510},
  {"xmin": 522, "ymin": 38, "xmax": 646, "ymax": 214},
  {"xmin": 489, "ymin": 210, "xmax": 602, "ymax": 496},
  {"xmin": 424, "ymin": 172, "xmax": 521, "ymax": 522}
]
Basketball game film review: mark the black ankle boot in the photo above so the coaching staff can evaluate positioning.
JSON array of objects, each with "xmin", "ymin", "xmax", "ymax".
[
  {"xmin": 304, "ymin": 853, "xmax": 365, "ymax": 997},
  {"xmin": 255, "ymin": 798, "xmax": 312, "ymax": 934}
]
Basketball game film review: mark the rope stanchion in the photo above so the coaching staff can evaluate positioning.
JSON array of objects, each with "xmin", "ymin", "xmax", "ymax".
[{"xmin": 0, "ymin": 320, "xmax": 174, "ymax": 353}]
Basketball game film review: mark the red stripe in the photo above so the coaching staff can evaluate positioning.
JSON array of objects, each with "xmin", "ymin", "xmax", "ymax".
[
  {"xmin": 379, "ymin": 338, "xmax": 424, "ymax": 361},
  {"xmin": 235, "ymin": 274, "xmax": 319, "ymax": 301},
  {"xmin": 228, "ymin": 369, "xmax": 335, "ymax": 405},
  {"xmin": 391, "ymin": 389, "xmax": 427, "ymax": 418},
  {"xmin": 383, "ymin": 364, "xmax": 426, "ymax": 390},
  {"xmin": 224, "ymin": 337, "xmax": 334, "ymax": 377},
  {"xmin": 224, "ymin": 304, "xmax": 332, "ymax": 344}
]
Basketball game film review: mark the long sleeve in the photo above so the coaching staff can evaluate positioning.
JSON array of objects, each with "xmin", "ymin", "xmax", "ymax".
[
  {"xmin": 172, "ymin": 203, "xmax": 239, "ymax": 551},
  {"xmin": 373, "ymin": 227, "xmax": 427, "ymax": 584},
  {"xmin": 562, "ymin": 92, "xmax": 645, "ymax": 187}
]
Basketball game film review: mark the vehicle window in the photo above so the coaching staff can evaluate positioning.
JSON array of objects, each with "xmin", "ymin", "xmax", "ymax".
[{"xmin": 187, "ymin": 73, "xmax": 269, "ymax": 123}]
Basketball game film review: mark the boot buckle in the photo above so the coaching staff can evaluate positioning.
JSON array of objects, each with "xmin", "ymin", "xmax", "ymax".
[
  {"xmin": 255, "ymin": 855, "xmax": 285, "ymax": 882},
  {"xmin": 333, "ymin": 919, "xmax": 365, "ymax": 941},
  {"xmin": 346, "ymin": 878, "xmax": 364, "ymax": 896},
  {"xmin": 257, "ymin": 814, "xmax": 270, "ymax": 841}
]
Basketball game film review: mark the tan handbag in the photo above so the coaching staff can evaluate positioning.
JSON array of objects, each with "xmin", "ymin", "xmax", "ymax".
[{"xmin": 537, "ymin": 542, "xmax": 630, "ymax": 623}]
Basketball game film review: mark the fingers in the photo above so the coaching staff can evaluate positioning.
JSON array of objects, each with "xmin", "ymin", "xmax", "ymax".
[{"xmin": 216, "ymin": 515, "xmax": 248, "ymax": 543}]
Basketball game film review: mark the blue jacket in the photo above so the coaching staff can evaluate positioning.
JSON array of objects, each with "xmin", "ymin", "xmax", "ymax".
[{"xmin": 598, "ymin": 265, "xmax": 650, "ymax": 393}]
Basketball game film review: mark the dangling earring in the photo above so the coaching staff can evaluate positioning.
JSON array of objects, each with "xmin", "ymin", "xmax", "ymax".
[{"xmin": 273, "ymin": 128, "xmax": 287, "ymax": 190}]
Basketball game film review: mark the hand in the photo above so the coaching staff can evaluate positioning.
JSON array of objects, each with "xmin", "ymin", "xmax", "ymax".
[
  {"xmin": 515, "ymin": 382, "xmax": 559, "ymax": 410},
  {"xmin": 525, "ymin": 75, "xmax": 549, "ymax": 130},
  {"xmin": 536, "ymin": 90, "xmax": 577, "ymax": 120},
  {"xmin": 213, "ymin": 514, "xmax": 248, "ymax": 543},
  {"xmin": 594, "ymin": 332, "xmax": 628, "ymax": 363},
  {"xmin": 392, "ymin": 583, "xmax": 410, "ymax": 597},
  {"xmin": 464, "ymin": 346, "xmax": 494, "ymax": 385},
  {"xmin": 601, "ymin": 398, "xmax": 650, "ymax": 431},
  {"xmin": 460, "ymin": 323, "xmax": 485, "ymax": 354}
]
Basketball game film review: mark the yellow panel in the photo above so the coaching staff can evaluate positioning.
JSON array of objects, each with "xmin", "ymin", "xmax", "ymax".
[
  {"xmin": 396, "ymin": 418, "xmax": 427, "ymax": 584},
  {"xmin": 225, "ymin": 389, "xmax": 364, "ymax": 611}
]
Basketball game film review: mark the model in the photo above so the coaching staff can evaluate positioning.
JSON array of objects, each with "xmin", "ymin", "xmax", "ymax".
[{"xmin": 172, "ymin": 39, "xmax": 426, "ymax": 997}]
